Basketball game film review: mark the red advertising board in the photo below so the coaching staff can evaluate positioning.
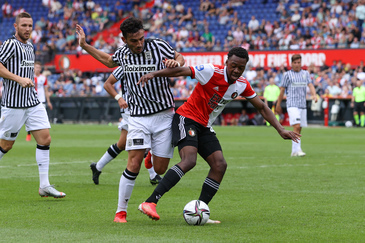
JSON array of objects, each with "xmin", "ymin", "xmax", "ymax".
[{"xmin": 54, "ymin": 49, "xmax": 365, "ymax": 72}]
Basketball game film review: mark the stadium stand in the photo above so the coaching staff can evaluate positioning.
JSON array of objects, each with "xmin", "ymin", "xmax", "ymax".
[{"xmin": 1, "ymin": 0, "xmax": 365, "ymax": 125}]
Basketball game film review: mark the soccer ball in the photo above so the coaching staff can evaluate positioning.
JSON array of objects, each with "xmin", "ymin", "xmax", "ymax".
[
  {"xmin": 345, "ymin": 121, "xmax": 353, "ymax": 127},
  {"xmin": 183, "ymin": 200, "xmax": 210, "ymax": 225}
]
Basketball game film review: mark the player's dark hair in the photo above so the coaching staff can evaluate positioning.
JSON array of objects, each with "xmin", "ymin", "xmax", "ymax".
[
  {"xmin": 15, "ymin": 12, "xmax": 32, "ymax": 23},
  {"xmin": 227, "ymin": 47, "xmax": 249, "ymax": 61},
  {"xmin": 291, "ymin": 54, "xmax": 302, "ymax": 62},
  {"xmin": 120, "ymin": 17, "xmax": 144, "ymax": 39}
]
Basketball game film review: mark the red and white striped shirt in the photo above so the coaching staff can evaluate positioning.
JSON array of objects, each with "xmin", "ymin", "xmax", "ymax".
[{"xmin": 177, "ymin": 64, "xmax": 256, "ymax": 127}]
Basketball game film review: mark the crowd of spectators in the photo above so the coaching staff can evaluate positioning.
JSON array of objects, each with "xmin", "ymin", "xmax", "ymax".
[{"xmin": 1, "ymin": 0, "xmax": 365, "ymax": 112}]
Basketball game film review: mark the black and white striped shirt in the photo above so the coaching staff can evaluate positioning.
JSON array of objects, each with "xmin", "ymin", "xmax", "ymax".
[
  {"xmin": 281, "ymin": 69, "xmax": 312, "ymax": 109},
  {"xmin": 0, "ymin": 36, "xmax": 39, "ymax": 108},
  {"xmin": 112, "ymin": 38, "xmax": 175, "ymax": 116},
  {"xmin": 112, "ymin": 66, "xmax": 129, "ymax": 115}
]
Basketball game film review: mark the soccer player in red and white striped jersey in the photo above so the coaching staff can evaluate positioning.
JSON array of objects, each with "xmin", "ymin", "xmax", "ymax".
[{"xmin": 138, "ymin": 47, "xmax": 300, "ymax": 223}]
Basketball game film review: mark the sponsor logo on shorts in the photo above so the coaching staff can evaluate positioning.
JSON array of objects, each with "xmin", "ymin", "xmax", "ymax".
[
  {"xmin": 3, "ymin": 131, "xmax": 17, "ymax": 138},
  {"xmin": 127, "ymin": 139, "xmax": 132, "ymax": 147},
  {"xmin": 188, "ymin": 128, "xmax": 196, "ymax": 137},
  {"xmin": 133, "ymin": 139, "xmax": 144, "ymax": 145},
  {"xmin": 296, "ymin": 118, "xmax": 301, "ymax": 121}
]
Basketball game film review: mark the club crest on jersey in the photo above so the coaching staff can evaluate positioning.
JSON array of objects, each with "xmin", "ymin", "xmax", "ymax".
[
  {"xmin": 231, "ymin": 92, "xmax": 238, "ymax": 99},
  {"xmin": 124, "ymin": 53, "xmax": 129, "ymax": 59},
  {"xmin": 145, "ymin": 51, "xmax": 152, "ymax": 60},
  {"xmin": 188, "ymin": 128, "xmax": 196, "ymax": 137}
]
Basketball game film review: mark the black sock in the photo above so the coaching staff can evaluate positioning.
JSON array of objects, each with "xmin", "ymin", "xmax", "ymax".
[
  {"xmin": 146, "ymin": 165, "xmax": 185, "ymax": 204},
  {"xmin": 199, "ymin": 177, "xmax": 220, "ymax": 205},
  {"xmin": 0, "ymin": 146, "xmax": 7, "ymax": 154},
  {"xmin": 108, "ymin": 143, "xmax": 122, "ymax": 158}
]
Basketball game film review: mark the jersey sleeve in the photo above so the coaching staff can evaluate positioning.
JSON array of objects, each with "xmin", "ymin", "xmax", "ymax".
[
  {"xmin": 111, "ymin": 47, "xmax": 124, "ymax": 66},
  {"xmin": 280, "ymin": 72, "xmax": 289, "ymax": 88},
  {"xmin": 190, "ymin": 63, "xmax": 215, "ymax": 85},
  {"xmin": 240, "ymin": 80, "xmax": 257, "ymax": 99},
  {"xmin": 112, "ymin": 66, "xmax": 124, "ymax": 81},
  {"xmin": 305, "ymin": 70, "xmax": 312, "ymax": 85},
  {"xmin": 0, "ymin": 39, "xmax": 15, "ymax": 65},
  {"xmin": 155, "ymin": 39, "xmax": 175, "ymax": 60}
]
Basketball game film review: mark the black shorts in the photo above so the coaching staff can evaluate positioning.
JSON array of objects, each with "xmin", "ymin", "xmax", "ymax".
[
  {"xmin": 172, "ymin": 113, "xmax": 222, "ymax": 160},
  {"xmin": 267, "ymin": 101, "xmax": 274, "ymax": 109},
  {"xmin": 354, "ymin": 101, "xmax": 365, "ymax": 113}
]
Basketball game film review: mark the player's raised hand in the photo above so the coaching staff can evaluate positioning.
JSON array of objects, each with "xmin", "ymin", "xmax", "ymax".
[
  {"xmin": 76, "ymin": 24, "xmax": 86, "ymax": 47},
  {"xmin": 137, "ymin": 73, "xmax": 155, "ymax": 87},
  {"xmin": 18, "ymin": 77, "xmax": 34, "ymax": 88},
  {"xmin": 163, "ymin": 59, "xmax": 180, "ymax": 68}
]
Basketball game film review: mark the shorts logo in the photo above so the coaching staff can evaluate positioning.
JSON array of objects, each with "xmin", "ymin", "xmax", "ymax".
[
  {"xmin": 127, "ymin": 139, "xmax": 133, "ymax": 147},
  {"xmin": 231, "ymin": 92, "xmax": 238, "ymax": 99},
  {"xmin": 188, "ymin": 128, "xmax": 196, "ymax": 137},
  {"xmin": 133, "ymin": 139, "xmax": 144, "ymax": 145},
  {"xmin": 296, "ymin": 118, "xmax": 301, "ymax": 121},
  {"xmin": 3, "ymin": 132, "xmax": 17, "ymax": 138}
]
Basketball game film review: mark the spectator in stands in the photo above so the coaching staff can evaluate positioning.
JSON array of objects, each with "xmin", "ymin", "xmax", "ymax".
[
  {"xmin": 232, "ymin": 26, "xmax": 244, "ymax": 46},
  {"xmin": 178, "ymin": 7, "xmax": 193, "ymax": 26},
  {"xmin": 248, "ymin": 15, "xmax": 260, "ymax": 33},
  {"xmin": 13, "ymin": 6, "xmax": 25, "ymax": 17},
  {"xmin": 1, "ymin": 1, "xmax": 12, "ymax": 18},
  {"xmin": 237, "ymin": 109, "xmax": 250, "ymax": 126}
]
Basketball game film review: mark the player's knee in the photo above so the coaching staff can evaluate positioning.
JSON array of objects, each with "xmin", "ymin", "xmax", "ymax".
[
  {"xmin": 179, "ymin": 159, "xmax": 197, "ymax": 172},
  {"xmin": 0, "ymin": 143, "xmax": 13, "ymax": 152},
  {"xmin": 214, "ymin": 158, "xmax": 227, "ymax": 174}
]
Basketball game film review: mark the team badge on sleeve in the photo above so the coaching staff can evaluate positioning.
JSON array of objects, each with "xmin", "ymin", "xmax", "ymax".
[{"xmin": 231, "ymin": 92, "xmax": 238, "ymax": 99}]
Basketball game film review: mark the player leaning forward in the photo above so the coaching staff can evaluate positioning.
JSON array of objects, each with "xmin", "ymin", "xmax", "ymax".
[
  {"xmin": 138, "ymin": 47, "xmax": 300, "ymax": 222},
  {"xmin": 0, "ymin": 12, "xmax": 65, "ymax": 198},
  {"xmin": 76, "ymin": 17, "xmax": 184, "ymax": 222}
]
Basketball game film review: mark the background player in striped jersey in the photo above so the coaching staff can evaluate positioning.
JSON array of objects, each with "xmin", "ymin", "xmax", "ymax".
[
  {"xmin": 90, "ymin": 66, "xmax": 162, "ymax": 186},
  {"xmin": 276, "ymin": 54, "xmax": 317, "ymax": 157},
  {"xmin": 137, "ymin": 47, "xmax": 300, "ymax": 223},
  {"xmin": 0, "ymin": 12, "xmax": 65, "ymax": 198},
  {"xmin": 26, "ymin": 61, "xmax": 53, "ymax": 141},
  {"xmin": 76, "ymin": 17, "xmax": 184, "ymax": 222}
]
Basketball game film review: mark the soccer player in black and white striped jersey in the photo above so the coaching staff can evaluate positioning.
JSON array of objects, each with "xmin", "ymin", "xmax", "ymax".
[
  {"xmin": 76, "ymin": 17, "xmax": 184, "ymax": 223},
  {"xmin": 0, "ymin": 12, "xmax": 65, "ymax": 198},
  {"xmin": 276, "ymin": 54, "xmax": 317, "ymax": 157}
]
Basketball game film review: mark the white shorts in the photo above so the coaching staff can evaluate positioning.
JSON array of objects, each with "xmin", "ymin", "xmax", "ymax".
[
  {"xmin": 126, "ymin": 108, "xmax": 174, "ymax": 158},
  {"xmin": 0, "ymin": 104, "xmax": 51, "ymax": 141},
  {"xmin": 287, "ymin": 107, "xmax": 307, "ymax": 127},
  {"xmin": 118, "ymin": 113, "xmax": 129, "ymax": 131}
]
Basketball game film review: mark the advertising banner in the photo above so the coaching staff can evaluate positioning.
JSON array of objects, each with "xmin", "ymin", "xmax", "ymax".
[{"xmin": 54, "ymin": 49, "xmax": 365, "ymax": 72}]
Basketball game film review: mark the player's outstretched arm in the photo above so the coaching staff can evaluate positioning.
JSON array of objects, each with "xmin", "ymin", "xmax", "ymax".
[
  {"xmin": 249, "ymin": 96, "xmax": 301, "ymax": 142},
  {"xmin": 76, "ymin": 24, "xmax": 117, "ymax": 68},
  {"xmin": 137, "ymin": 67, "xmax": 192, "ymax": 87}
]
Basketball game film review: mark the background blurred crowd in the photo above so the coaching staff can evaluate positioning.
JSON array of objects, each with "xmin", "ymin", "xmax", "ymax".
[{"xmin": 1, "ymin": 0, "xmax": 365, "ymax": 102}]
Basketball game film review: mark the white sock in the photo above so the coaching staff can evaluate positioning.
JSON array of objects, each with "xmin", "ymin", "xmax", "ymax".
[
  {"xmin": 148, "ymin": 167, "xmax": 157, "ymax": 179},
  {"xmin": 116, "ymin": 169, "xmax": 138, "ymax": 213},
  {"xmin": 36, "ymin": 145, "xmax": 50, "ymax": 188},
  {"xmin": 96, "ymin": 152, "xmax": 114, "ymax": 171},
  {"xmin": 96, "ymin": 143, "xmax": 122, "ymax": 171},
  {"xmin": 292, "ymin": 140, "xmax": 302, "ymax": 153}
]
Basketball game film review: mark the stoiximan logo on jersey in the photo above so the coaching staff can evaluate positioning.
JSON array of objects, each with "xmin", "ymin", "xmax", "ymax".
[
  {"xmin": 21, "ymin": 60, "xmax": 34, "ymax": 67},
  {"xmin": 124, "ymin": 64, "xmax": 157, "ymax": 72}
]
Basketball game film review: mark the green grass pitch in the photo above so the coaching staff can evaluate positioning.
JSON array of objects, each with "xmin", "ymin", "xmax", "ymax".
[{"xmin": 0, "ymin": 124, "xmax": 364, "ymax": 242}]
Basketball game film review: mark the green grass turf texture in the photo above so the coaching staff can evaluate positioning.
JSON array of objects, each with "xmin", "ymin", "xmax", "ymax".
[{"xmin": 0, "ymin": 124, "xmax": 364, "ymax": 242}]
